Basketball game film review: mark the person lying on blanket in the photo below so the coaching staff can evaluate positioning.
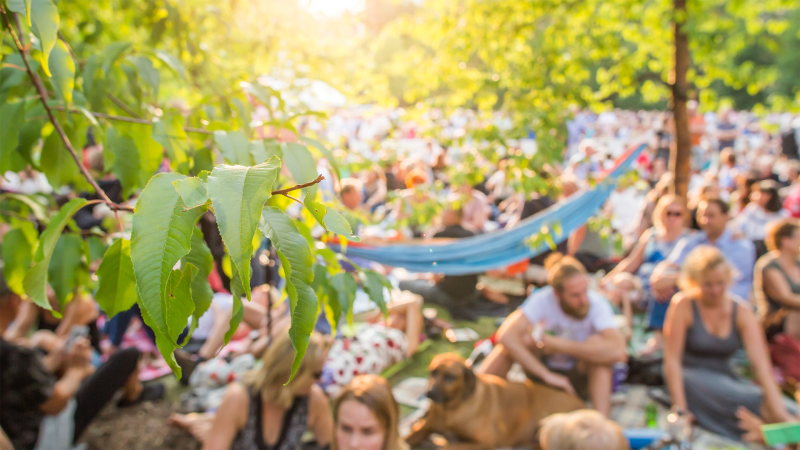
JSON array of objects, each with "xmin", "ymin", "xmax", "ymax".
[{"xmin": 478, "ymin": 253, "xmax": 627, "ymax": 417}]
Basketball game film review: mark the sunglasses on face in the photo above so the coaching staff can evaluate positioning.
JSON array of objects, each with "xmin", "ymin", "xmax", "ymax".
[{"xmin": 666, "ymin": 211, "xmax": 683, "ymax": 217}]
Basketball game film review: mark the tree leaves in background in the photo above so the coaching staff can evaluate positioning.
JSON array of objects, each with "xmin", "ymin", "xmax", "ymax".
[
  {"xmin": 180, "ymin": 228, "xmax": 214, "ymax": 343},
  {"xmin": 259, "ymin": 206, "xmax": 317, "ymax": 381},
  {"xmin": 30, "ymin": 0, "xmax": 59, "ymax": 77},
  {"xmin": 312, "ymin": 264, "xmax": 342, "ymax": 336},
  {"xmin": 214, "ymin": 131, "xmax": 253, "ymax": 166},
  {"xmin": 48, "ymin": 40, "xmax": 75, "ymax": 104},
  {"xmin": 282, "ymin": 142, "xmax": 319, "ymax": 197},
  {"xmin": 118, "ymin": 122, "xmax": 163, "ymax": 188},
  {"xmin": 360, "ymin": 270, "xmax": 390, "ymax": 316},
  {"xmin": 6, "ymin": 0, "xmax": 32, "ymax": 26},
  {"xmin": 153, "ymin": 115, "xmax": 190, "ymax": 174},
  {"xmin": 132, "ymin": 55, "xmax": 160, "ymax": 99},
  {"xmin": 301, "ymin": 137, "xmax": 341, "ymax": 181},
  {"xmin": 0, "ymin": 100, "xmax": 26, "ymax": 174},
  {"xmin": 48, "ymin": 234, "xmax": 85, "ymax": 310},
  {"xmin": 130, "ymin": 173, "xmax": 204, "ymax": 343},
  {"xmin": 207, "ymin": 158, "xmax": 280, "ymax": 303},
  {"xmin": 2, "ymin": 228, "xmax": 35, "ymax": 296},
  {"xmin": 22, "ymin": 198, "xmax": 87, "ymax": 312},
  {"xmin": 105, "ymin": 127, "xmax": 141, "ymax": 198},
  {"xmin": 95, "ymin": 238, "xmax": 137, "ymax": 318}
]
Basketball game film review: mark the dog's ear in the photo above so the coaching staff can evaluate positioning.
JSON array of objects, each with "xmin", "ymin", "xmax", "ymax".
[{"xmin": 461, "ymin": 364, "xmax": 477, "ymax": 400}]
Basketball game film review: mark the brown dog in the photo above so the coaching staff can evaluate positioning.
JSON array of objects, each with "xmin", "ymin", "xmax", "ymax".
[{"xmin": 406, "ymin": 353, "xmax": 585, "ymax": 449}]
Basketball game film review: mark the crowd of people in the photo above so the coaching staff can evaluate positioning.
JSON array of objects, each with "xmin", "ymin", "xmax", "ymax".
[{"xmin": 3, "ymin": 103, "xmax": 800, "ymax": 450}]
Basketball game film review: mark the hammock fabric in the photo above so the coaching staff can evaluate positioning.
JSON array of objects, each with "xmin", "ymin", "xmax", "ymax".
[{"xmin": 330, "ymin": 143, "xmax": 646, "ymax": 275}]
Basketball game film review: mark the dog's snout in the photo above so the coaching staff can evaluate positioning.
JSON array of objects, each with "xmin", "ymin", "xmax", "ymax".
[{"xmin": 427, "ymin": 387, "xmax": 447, "ymax": 404}]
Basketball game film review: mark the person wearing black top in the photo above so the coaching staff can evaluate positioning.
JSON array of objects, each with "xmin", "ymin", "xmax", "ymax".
[{"xmin": 398, "ymin": 207, "xmax": 484, "ymax": 320}]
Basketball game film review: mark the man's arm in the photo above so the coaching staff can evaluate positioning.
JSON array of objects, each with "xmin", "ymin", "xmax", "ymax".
[
  {"xmin": 496, "ymin": 311, "xmax": 552, "ymax": 380},
  {"xmin": 542, "ymin": 328, "xmax": 627, "ymax": 365}
]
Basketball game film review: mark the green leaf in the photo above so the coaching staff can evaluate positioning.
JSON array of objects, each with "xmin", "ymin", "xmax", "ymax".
[
  {"xmin": 331, "ymin": 272, "xmax": 357, "ymax": 328},
  {"xmin": 22, "ymin": 198, "xmax": 87, "ymax": 312},
  {"xmin": 118, "ymin": 123, "xmax": 163, "ymax": 187},
  {"xmin": 132, "ymin": 55, "xmax": 160, "ymax": 98},
  {"xmin": 47, "ymin": 234, "xmax": 84, "ymax": 310},
  {"xmin": 87, "ymin": 236, "xmax": 107, "ymax": 262},
  {"xmin": 99, "ymin": 41, "xmax": 132, "ymax": 74},
  {"xmin": 48, "ymin": 40, "xmax": 75, "ymax": 105},
  {"xmin": 153, "ymin": 115, "xmax": 190, "ymax": 174},
  {"xmin": 301, "ymin": 137, "xmax": 341, "ymax": 181},
  {"xmin": 137, "ymin": 296, "xmax": 182, "ymax": 378},
  {"xmin": 323, "ymin": 208, "xmax": 360, "ymax": 242},
  {"xmin": 180, "ymin": 227, "xmax": 214, "ymax": 343},
  {"xmin": 0, "ymin": 100, "xmax": 26, "ymax": 173},
  {"xmin": 282, "ymin": 143, "xmax": 319, "ymax": 197},
  {"xmin": 30, "ymin": 0, "xmax": 59, "ymax": 77},
  {"xmin": 207, "ymin": 158, "xmax": 280, "ymax": 303},
  {"xmin": 130, "ymin": 173, "xmax": 205, "ymax": 340},
  {"xmin": 172, "ymin": 177, "xmax": 209, "ymax": 210},
  {"xmin": 213, "ymin": 130, "xmax": 253, "ymax": 166},
  {"xmin": 264, "ymin": 139, "xmax": 283, "ymax": 161},
  {"xmin": 166, "ymin": 263, "xmax": 196, "ymax": 343},
  {"xmin": 360, "ymin": 270, "xmax": 390, "ymax": 315},
  {"xmin": 317, "ymin": 247, "xmax": 342, "ymax": 274},
  {"xmin": 6, "ymin": 0, "xmax": 31, "ymax": 25},
  {"xmin": 153, "ymin": 50, "xmax": 185, "ymax": 79},
  {"xmin": 259, "ymin": 207, "xmax": 317, "ymax": 382},
  {"xmin": 249, "ymin": 140, "xmax": 268, "ymax": 165},
  {"xmin": 312, "ymin": 264, "xmax": 341, "ymax": 336},
  {"xmin": 105, "ymin": 127, "xmax": 141, "ymax": 198},
  {"xmin": 2, "ymin": 228, "xmax": 34, "ymax": 296},
  {"xmin": 95, "ymin": 238, "xmax": 137, "ymax": 318}
]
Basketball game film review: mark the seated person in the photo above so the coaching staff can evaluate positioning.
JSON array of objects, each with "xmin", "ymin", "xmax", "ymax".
[
  {"xmin": 754, "ymin": 219, "xmax": 800, "ymax": 387},
  {"xmin": 478, "ymin": 254, "xmax": 627, "ymax": 417},
  {"xmin": 398, "ymin": 205, "xmax": 507, "ymax": 321},
  {"xmin": 174, "ymin": 332, "xmax": 333, "ymax": 450},
  {"xmin": 602, "ymin": 194, "xmax": 689, "ymax": 353},
  {"xmin": 663, "ymin": 246, "xmax": 797, "ymax": 442},
  {"xmin": 332, "ymin": 374, "xmax": 406, "ymax": 450},
  {"xmin": 539, "ymin": 409, "xmax": 629, "ymax": 450},
  {"xmin": 323, "ymin": 291, "xmax": 423, "ymax": 396},
  {"xmin": 3, "ymin": 285, "xmax": 100, "ymax": 351},
  {"xmin": 0, "ymin": 335, "xmax": 160, "ymax": 450},
  {"xmin": 650, "ymin": 198, "xmax": 755, "ymax": 328}
]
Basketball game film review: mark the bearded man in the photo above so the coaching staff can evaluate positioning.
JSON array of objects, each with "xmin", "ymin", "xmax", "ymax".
[{"xmin": 478, "ymin": 254, "xmax": 627, "ymax": 417}]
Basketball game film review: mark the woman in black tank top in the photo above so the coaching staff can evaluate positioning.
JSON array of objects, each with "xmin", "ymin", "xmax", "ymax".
[{"xmin": 203, "ymin": 332, "xmax": 332, "ymax": 450}]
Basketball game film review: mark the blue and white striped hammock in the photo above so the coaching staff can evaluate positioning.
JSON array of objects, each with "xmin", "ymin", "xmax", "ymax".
[{"xmin": 330, "ymin": 143, "xmax": 646, "ymax": 275}]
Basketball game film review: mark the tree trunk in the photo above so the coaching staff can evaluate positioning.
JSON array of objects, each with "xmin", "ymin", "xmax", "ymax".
[{"xmin": 670, "ymin": 0, "xmax": 691, "ymax": 198}]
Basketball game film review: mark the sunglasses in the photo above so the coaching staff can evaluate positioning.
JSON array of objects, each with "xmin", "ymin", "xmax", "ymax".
[{"xmin": 665, "ymin": 211, "xmax": 683, "ymax": 217}]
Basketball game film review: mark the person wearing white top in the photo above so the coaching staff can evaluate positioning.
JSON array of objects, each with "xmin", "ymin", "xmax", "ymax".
[{"xmin": 477, "ymin": 255, "xmax": 627, "ymax": 417}]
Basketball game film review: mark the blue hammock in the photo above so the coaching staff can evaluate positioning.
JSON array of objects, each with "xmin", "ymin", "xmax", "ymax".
[{"xmin": 330, "ymin": 143, "xmax": 645, "ymax": 275}]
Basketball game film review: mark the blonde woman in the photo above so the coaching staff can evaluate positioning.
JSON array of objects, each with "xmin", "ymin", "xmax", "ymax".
[
  {"xmin": 202, "ymin": 332, "xmax": 333, "ymax": 450},
  {"xmin": 538, "ymin": 409, "xmax": 629, "ymax": 450},
  {"xmin": 333, "ymin": 375, "xmax": 407, "ymax": 450},
  {"xmin": 663, "ymin": 246, "xmax": 797, "ymax": 441}
]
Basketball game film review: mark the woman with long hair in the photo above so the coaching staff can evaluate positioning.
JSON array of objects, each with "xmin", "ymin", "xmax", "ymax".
[
  {"xmin": 333, "ymin": 375, "xmax": 407, "ymax": 450},
  {"xmin": 202, "ymin": 332, "xmax": 333, "ymax": 450},
  {"xmin": 663, "ymin": 246, "xmax": 796, "ymax": 441}
]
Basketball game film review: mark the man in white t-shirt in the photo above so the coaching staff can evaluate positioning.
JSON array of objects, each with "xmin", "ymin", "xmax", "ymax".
[{"xmin": 478, "ymin": 255, "xmax": 627, "ymax": 416}]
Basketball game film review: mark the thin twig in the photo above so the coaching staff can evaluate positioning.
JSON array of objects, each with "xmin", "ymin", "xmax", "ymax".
[
  {"xmin": 281, "ymin": 193, "xmax": 304, "ymax": 206},
  {"xmin": 271, "ymin": 175, "xmax": 325, "ymax": 196},
  {"xmin": 107, "ymin": 93, "xmax": 142, "ymax": 119},
  {"xmin": 114, "ymin": 210, "xmax": 124, "ymax": 235},
  {"xmin": 47, "ymin": 106, "xmax": 214, "ymax": 135},
  {"xmin": 0, "ymin": 6, "xmax": 128, "ymax": 212},
  {"xmin": 1, "ymin": 62, "xmax": 25, "ymax": 71}
]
